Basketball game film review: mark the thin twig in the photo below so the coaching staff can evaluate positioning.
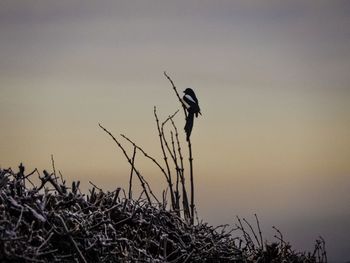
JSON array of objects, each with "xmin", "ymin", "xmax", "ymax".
[
  {"xmin": 188, "ymin": 138, "xmax": 194, "ymax": 224},
  {"xmin": 255, "ymin": 213, "xmax": 264, "ymax": 250},
  {"xmin": 99, "ymin": 123, "xmax": 159, "ymax": 204},
  {"xmin": 236, "ymin": 216, "xmax": 254, "ymax": 251},
  {"xmin": 14, "ymin": 206, "xmax": 24, "ymax": 230},
  {"xmin": 163, "ymin": 71, "xmax": 187, "ymax": 118},
  {"xmin": 171, "ymin": 131, "xmax": 180, "ymax": 212},
  {"xmin": 57, "ymin": 214, "xmax": 87, "ymax": 263},
  {"xmin": 243, "ymin": 217, "xmax": 261, "ymax": 248},
  {"xmin": 89, "ymin": 181, "xmax": 102, "ymax": 191},
  {"xmin": 161, "ymin": 110, "xmax": 179, "ymax": 163},
  {"xmin": 51, "ymin": 154, "xmax": 57, "ymax": 183},
  {"xmin": 160, "ymin": 111, "xmax": 181, "ymax": 214},
  {"xmin": 128, "ymin": 146, "xmax": 136, "ymax": 199},
  {"xmin": 170, "ymin": 117, "xmax": 190, "ymax": 221},
  {"xmin": 120, "ymin": 134, "xmax": 168, "ymax": 181},
  {"xmin": 153, "ymin": 107, "xmax": 176, "ymax": 210},
  {"xmin": 164, "ymin": 72, "xmax": 195, "ymax": 224}
]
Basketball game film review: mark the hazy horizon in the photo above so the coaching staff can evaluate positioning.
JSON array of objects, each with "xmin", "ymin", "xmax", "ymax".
[{"xmin": 1, "ymin": 1, "xmax": 350, "ymax": 261}]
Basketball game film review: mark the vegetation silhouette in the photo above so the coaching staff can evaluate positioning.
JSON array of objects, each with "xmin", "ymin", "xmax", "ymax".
[{"xmin": 0, "ymin": 73, "xmax": 327, "ymax": 262}]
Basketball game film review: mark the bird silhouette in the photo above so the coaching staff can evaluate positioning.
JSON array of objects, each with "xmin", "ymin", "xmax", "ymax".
[{"xmin": 183, "ymin": 88, "xmax": 201, "ymax": 141}]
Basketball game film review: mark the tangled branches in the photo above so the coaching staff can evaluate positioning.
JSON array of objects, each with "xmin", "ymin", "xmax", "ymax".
[{"xmin": 0, "ymin": 165, "xmax": 327, "ymax": 262}]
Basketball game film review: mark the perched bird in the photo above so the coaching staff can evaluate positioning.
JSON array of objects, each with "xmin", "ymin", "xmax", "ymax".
[{"xmin": 183, "ymin": 88, "xmax": 201, "ymax": 141}]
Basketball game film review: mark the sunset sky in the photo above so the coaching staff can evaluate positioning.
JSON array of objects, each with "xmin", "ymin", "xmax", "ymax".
[{"xmin": 1, "ymin": 1, "xmax": 350, "ymax": 261}]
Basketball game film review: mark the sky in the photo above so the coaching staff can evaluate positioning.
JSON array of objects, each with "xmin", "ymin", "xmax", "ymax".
[{"xmin": 1, "ymin": 1, "xmax": 350, "ymax": 261}]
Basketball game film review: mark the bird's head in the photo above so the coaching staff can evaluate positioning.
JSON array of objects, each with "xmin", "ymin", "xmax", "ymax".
[{"xmin": 183, "ymin": 88, "xmax": 194, "ymax": 95}]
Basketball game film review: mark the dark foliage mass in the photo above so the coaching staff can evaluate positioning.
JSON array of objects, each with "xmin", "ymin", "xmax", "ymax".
[{"xmin": 0, "ymin": 165, "xmax": 326, "ymax": 262}]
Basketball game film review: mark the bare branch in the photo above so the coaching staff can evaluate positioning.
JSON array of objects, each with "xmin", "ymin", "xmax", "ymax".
[
  {"xmin": 128, "ymin": 146, "xmax": 136, "ymax": 199},
  {"xmin": 153, "ymin": 107, "xmax": 176, "ymax": 210},
  {"xmin": 99, "ymin": 123, "xmax": 159, "ymax": 204},
  {"xmin": 120, "ymin": 134, "xmax": 168, "ymax": 181}
]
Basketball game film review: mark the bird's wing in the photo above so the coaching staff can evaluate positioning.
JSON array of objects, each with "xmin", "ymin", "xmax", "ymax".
[{"xmin": 184, "ymin": 94, "xmax": 196, "ymax": 104}]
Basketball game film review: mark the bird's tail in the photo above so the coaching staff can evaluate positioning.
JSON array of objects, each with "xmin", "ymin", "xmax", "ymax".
[{"xmin": 184, "ymin": 112, "xmax": 194, "ymax": 141}]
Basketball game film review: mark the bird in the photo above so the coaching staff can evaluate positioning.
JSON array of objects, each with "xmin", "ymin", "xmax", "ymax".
[{"xmin": 183, "ymin": 88, "xmax": 201, "ymax": 141}]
